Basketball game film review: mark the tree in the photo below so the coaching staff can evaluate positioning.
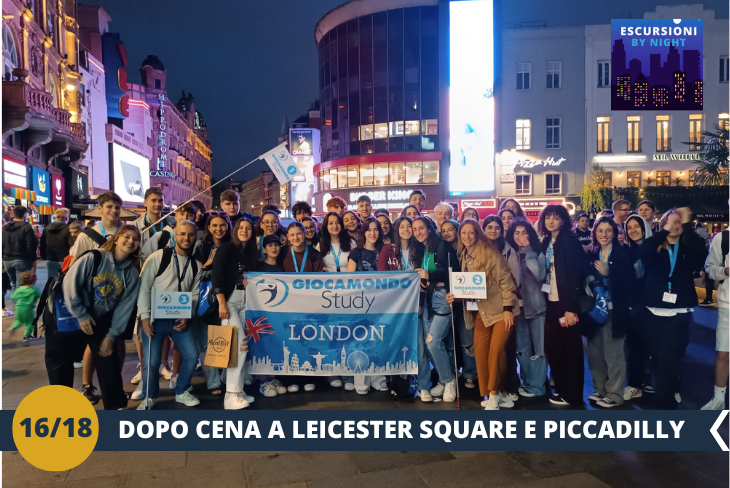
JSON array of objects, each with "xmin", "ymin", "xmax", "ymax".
[
  {"xmin": 671, "ymin": 177, "xmax": 684, "ymax": 187},
  {"xmin": 683, "ymin": 125, "xmax": 729, "ymax": 186},
  {"xmin": 580, "ymin": 164, "xmax": 611, "ymax": 216},
  {"xmin": 645, "ymin": 177, "xmax": 655, "ymax": 187}
]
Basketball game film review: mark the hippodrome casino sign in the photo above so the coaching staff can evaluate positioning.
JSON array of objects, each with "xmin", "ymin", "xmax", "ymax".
[{"xmin": 611, "ymin": 18, "xmax": 703, "ymax": 110}]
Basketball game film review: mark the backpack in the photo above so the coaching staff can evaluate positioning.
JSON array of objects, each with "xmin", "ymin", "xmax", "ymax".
[
  {"xmin": 155, "ymin": 247, "xmax": 198, "ymax": 281},
  {"xmin": 82, "ymin": 227, "xmax": 108, "ymax": 247}
]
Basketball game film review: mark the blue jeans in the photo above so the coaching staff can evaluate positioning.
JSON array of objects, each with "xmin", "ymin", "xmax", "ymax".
[
  {"xmin": 515, "ymin": 314, "xmax": 547, "ymax": 396},
  {"xmin": 453, "ymin": 303, "xmax": 477, "ymax": 381},
  {"xmin": 423, "ymin": 289, "xmax": 455, "ymax": 384},
  {"xmin": 193, "ymin": 317, "xmax": 223, "ymax": 391},
  {"xmin": 46, "ymin": 261, "xmax": 62, "ymax": 279},
  {"xmin": 417, "ymin": 312, "xmax": 432, "ymax": 391},
  {"xmin": 4, "ymin": 259, "xmax": 32, "ymax": 291},
  {"xmin": 141, "ymin": 319, "xmax": 198, "ymax": 398}
]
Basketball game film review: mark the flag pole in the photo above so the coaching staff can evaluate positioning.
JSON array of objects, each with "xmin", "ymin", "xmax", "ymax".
[{"xmin": 448, "ymin": 253, "xmax": 461, "ymax": 411}]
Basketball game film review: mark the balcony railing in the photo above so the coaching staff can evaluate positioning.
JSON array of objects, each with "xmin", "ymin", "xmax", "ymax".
[
  {"xmin": 3, "ymin": 80, "xmax": 54, "ymax": 116},
  {"xmin": 52, "ymin": 108, "xmax": 71, "ymax": 129},
  {"xmin": 656, "ymin": 137, "xmax": 671, "ymax": 152},
  {"xmin": 628, "ymin": 137, "xmax": 642, "ymax": 153},
  {"xmin": 597, "ymin": 139, "xmax": 612, "ymax": 153},
  {"xmin": 689, "ymin": 137, "xmax": 704, "ymax": 151}
]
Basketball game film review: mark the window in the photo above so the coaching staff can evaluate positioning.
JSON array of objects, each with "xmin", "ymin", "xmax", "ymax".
[
  {"xmin": 627, "ymin": 171, "xmax": 641, "ymax": 188},
  {"xmin": 720, "ymin": 113, "xmax": 729, "ymax": 131},
  {"xmin": 422, "ymin": 161, "xmax": 439, "ymax": 183},
  {"xmin": 329, "ymin": 168, "xmax": 338, "ymax": 189},
  {"xmin": 517, "ymin": 63, "xmax": 531, "ymax": 90},
  {"xmin": 405, "ymin": 161, "xmax": 423, "ymax": 184},
  {"xmin": 347, "ymin": 166, "xmax": 359, "ymax": 187},
  {"xmin": 360, "ymin": 164, "xmax": 374, "ymax": 186},
  {"xmin": 689, "ymin": 114, "xmax": 703, "ymax": 151},
  {"xmin": 627, "ymin": 116, "xmax": 641, "ymax": 152},
  {"xmin": 422, "ymin": 119, "xmax": 438, "ymax": 135},
  {"xmin": 45, "ymin": 76, "xmax": 58, "ymax": 108},
  {"xmin": 547, "ymin": 62, "xmax": 561, "ymax": 89},
  {"xmin": 374, "ymin": 123, "xmax": 388, "ymax": 139},
  {"xmin": 545, "ymin": 173, "xmax": 561, "ymax": 194},
  {"xmin": 597, "ymin": 116, "xmax": 611, "ymax": 153},
  {"xmin": 656, "ymin": 171, "xmax": 670, "ymax": 186},
  {"xmin": 516, "ymin": 174, "xmax": 531, "ymax": 195},
  {"xmin": 321, "ymin": 170, "xmax": 330, "ymax": 190},
  {"xmin": 338, "ymin": 167, "xmax": 348, "ymax": 189},
  {"xmin": 656, "ymin": 115, "xmax": 670, "ymax": 151},
  {"xmin": 373, "ymin": 163, "xmax": 389, "ymax": 186},
  {"xmin": 360, "ymin": 125, "xmax": 374, "ymax": 140},
  {"xmin": 598, "ymin": 60, "xmax": 610, "ymax": 87},
  {"xmin": 516, "ymin": 119, "xmax": 531, "ymax": 150},
  {"xmin": 389, "ymin": 162, "xmax": 405, "ymax": 185},
  {"xmin": 721, "ymin": 56, "xmax": 729, "ymax": 83},
  {"xmin": 404, "ymin": 120, "xmax": 420, "ymax": 135},
  {"xmin": 154, "ymin": 79, "xmax": 161, "ymax": 89},
  {"xmin": 2, "ymin": 25, "xmax": 18, "ymax": 80},
  {"xmin": 546, "ymin": 118, "xmax": 561, "ymax": 149}
]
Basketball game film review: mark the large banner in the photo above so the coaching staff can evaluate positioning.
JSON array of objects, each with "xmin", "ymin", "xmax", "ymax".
[{"xmin": 244, "ymin": 271, "xmax": 419, "ymax": 376}]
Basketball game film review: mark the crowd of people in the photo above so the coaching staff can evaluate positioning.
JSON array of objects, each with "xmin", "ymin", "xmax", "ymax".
[{"xmin": 1, "ymin": 187, "xmax": 727, "ymax": 412}]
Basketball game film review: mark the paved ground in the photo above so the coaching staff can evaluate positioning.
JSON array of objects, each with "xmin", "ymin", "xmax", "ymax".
[{"xmin": 2, "ymin": 263, "xmax": 729, "ymax": 487}]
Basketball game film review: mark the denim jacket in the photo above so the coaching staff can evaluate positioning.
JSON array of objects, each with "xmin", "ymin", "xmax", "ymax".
[{"xmin": 517, "ymin": 246, "xmax": 547, "ymax": 319}]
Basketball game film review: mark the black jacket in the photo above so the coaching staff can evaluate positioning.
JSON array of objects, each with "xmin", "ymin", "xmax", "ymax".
[
  {"xmin": 541, "ymin": 230, "xmax": 588, "ymax": 314},
  {"xmin": 40, "ymin": 222, "xmax": 71, "ymax": 261},
  {"xmin": 586, "ymin": 244, "xmax": 637, "ymax": 338},
  {"xmin": 424, "ymin": 238, "xmax": 459, "ymax": 298},
  {"xmin": 2, "ymin": 221, "xmax": 38, "ymax": 262},
  {"xmin": 639, "ymin": 222, "xmax": 707, "ymax": 309},
  {"xmin": 211, "ymin": 241, "xmax": 257, "ymax": 299}
]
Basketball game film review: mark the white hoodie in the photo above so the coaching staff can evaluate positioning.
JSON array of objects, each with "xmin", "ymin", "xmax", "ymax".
[{"xmin": 705, "ymin": 231, "xmax": 729, "ymax": 309}]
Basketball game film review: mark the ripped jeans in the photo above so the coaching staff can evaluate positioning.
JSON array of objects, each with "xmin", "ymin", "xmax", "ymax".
[{"xmin": 515, "ymin": 314, "xmax": 547, "ymax": 396}]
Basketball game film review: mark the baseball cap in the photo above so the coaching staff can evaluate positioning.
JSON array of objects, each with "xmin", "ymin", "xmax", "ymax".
[{"xmin": 263, "ymin": 234, "xmax": 281, "ymax": 247}]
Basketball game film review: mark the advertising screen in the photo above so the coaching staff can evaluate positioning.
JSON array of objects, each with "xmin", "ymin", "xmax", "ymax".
[
  {"xmin": 449, "ymin": 0, "xmax": 495, "ymax": 195},
  {"xmin": 51, "ymin": 174, "xmax": 65, "ymax": 207},
  {"xmin": 71, "ymin": 169, "xmax": 89, "ymax": 200},
  {"xmin": 290, "ymin": 129, "xmax": 314, "ymax": 156},
  {"xmin": 30, "ymin": 167, "xmax": 50, "ymax": 205},
  {"xmin": 112, "ymin": 143, "xmax": 150, "ymax": 203}
]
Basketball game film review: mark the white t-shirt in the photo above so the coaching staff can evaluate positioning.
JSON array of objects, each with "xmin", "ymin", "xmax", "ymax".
[{"xmin": 318, "ymin": 239, "xmax": 356, "ymax": 272}]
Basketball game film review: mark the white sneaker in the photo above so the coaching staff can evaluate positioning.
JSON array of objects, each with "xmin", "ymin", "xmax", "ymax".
[
  {"xmin": 498, "ymin": 392, "xmax": 514, "ymax": 408},
  {"xmin": 518, "ymin": 386, "xmax": 536, "ymax": 398},
  {"xmin": 701, "ymin": 396, "xmax": 726, "ymax": 410},
  {"xmin": 242, "ymin": 390, "xmax": 255, "ymax": 404},
  {"xmin": 443, "ymin": 379, "xmax": 457, "ymax": 402},
  {"xmin": 509, "ymin": 392, "xmax": 518, "ymax": 402},
  {"xmin": 270, "ymin": 379, "xmax": 287, "ymax": 394},
  {"xmin": 73, "ymin": 362, "xmax": 83, "ymax": 369},
  {"xmin": 344, "ymin": 382, "xmax": 355, "ymax": 391},
  {"xmin": 304, "ymin": 383, "xmax": 316, "ymax": 392},
  {"xmin": 483, "ymin": 395, "xmax": 499, "ymax": 410},
  {"xmin": 136, "ymin": 398, "xmax": 155, "ymax": 410},
  {"xmin": 131, "ymin": 366, "xmax": 142, "ymax": 385},
  {"xmin": 287, "ymin": 384, "xmax": 300, "ymax": 393},
  {"xmin": 419, "ymin": 389, "xmax": 433, "ymax": 402},
  {"xmin": 430, "ymin": 383, "xmax": 445, "ymax": 397},
  {"xmin": 224, "ymin": 392, "xmax": 249, "ymax": 410},
  {"xmin": 130, "ymin": 382, "xmax": 145, "ymax": 400},
  {"xmin": 330, "ymin": 379, "xmax": 343, "ymax": 388},
  {"xmin": 588, "ymin": 391, "xmax": 604, "ymax": 401},
  {"xmin": 356, "ymin": 386, "xmax": 370, "ymax": 395},
  {"xmin": 175, "ymin": 391, "xmax": 200, "ymax": 407},
  {"xmin": 160, "ymin": 363, "xmax": 172, "ymax": 380},
  {"xmin": 244, "ymin": 374, "xmax": 253, "ymax": 386},
  {"xmin": 260, "ymin": 381, "xmax": 278, "ymax": 397},
  {"xmin": 623, "ymin": 386, "xmax": 643, "ymax": 400}
]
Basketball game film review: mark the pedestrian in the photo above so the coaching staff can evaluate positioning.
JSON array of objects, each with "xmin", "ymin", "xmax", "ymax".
[
  {"xmin": 637, "ymin": 200, "xmax": 659, "ymax": 233},
  {"xmin": 2, "ymin": 206, "xmax": 39, "ymax": 291},
  {"xmin": 585, "ymin": 217, "xmax": 636, "ymax": 408},
  {"xmin": 409, "ymin": 190, "xmax": 426, "ymax": 212},
  {"xmin": 132, "ymin": 188, "xmax": 175, "ymax": 263},
  {"xmin": 343, "ymin": 210, "xmax": 362, "ymax": 242},
  {"xmin": 302, "ymin": 216, "xmax": 319, "ymax": 248},
  {"xmin": 701, "ymin": 228, "xmax": 729, "ymax": 410},
  {"xmin": 639, "ymin": 207, "xmax": 707, "ymax": 409},
  {"xmin": 377, "ymin": 212, "xmax": 394, "ymax": 245},
  {"xmin": 623, "ymin": 214, "xmax": 654, "ymax": 401},
  {"xmin": 257, "ymin": 210, "xmax": 283, "ymax": 260},
  {"xmin": 506, "ymin": 218, "xmax": 548, "ymax": 398},
  {"xmin": 136, "ymin": 221, "xmax": 202, "ymax": 410},
  {"xmin": 40, "ymin": 208, "xmax": 71, "ymax": 278},
  {"xmin": 293, "ymin": 201, "xmax": 313, "ymax": 221},
  {"xmin": 1, "ymin": 262, "xmax": 12, "ymax": 317},
  {"xmin": 220, "ymin": 190, "xmax": 245, "ymax": 227},
  {"xmin": 9, "ymin": 270, "xmax": 41, "ymax": 341},
  {"xmin": 573, "ymin": 212, "xmax": 592, "ymax": 250},
  {"xmin": 403, "ymin": 205, "xmax": 422, "ymax": 220},
  {"xmin": 460, "ymin": 207, "xmax": 480, "ymax": 224},
  {"xmin": 412, "ymin": 216, "xmax": 459, "ymax": 402},
  {"xmin": 63, "ymin": 225, "xmax": 142, "ymax": 410},
  {"xmin": 434, "ymin": 202, "xmax": 454, "ymax": 234},
  {"xmin": 500, "ymin": 199, "xmax": 526, "ymax": 219},
  {"xmin": 212, "ymin": 217, "xmax": 260, "ymax": 409},
  {"xmin": 498, "ymin": 209, "xmax": 515, "ymax": 237},
  {"xmin": 68, "ymin": 221, "xmax": 84, "ymax": 247},
  {"xmin": 446, "ymin": 219, "xmax": 519, "ymax": 410},
  {"xmin": 260, "ymin": 234, "xmax": 284, "ymax": 272},
  {"xmin": 325, "ymin": 196, "xmax": 347, "ymax": 214},
  {"xmin": 538, "ymin": 204, "xmax": 589, "ymax": 406},
  {"xmin": 356, "ymin": 195, "xmax": 373, "ymax": 222}
]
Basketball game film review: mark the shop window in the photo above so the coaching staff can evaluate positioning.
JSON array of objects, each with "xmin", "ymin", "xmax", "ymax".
[
  {"xmin": 627, "ymin": 116, "xmax": 641, "ymax": 152},
  {"xmin": 689, "ymin": 114, "xmax": 703, "ymax": 151},
  {"xmin": 546, "ymin": 118, "xmax": 561, "ymax": 149},
  {"xmin": 389, "ymin": 162, "xmax": 405, "ymax": 185},
  {"xmin": 338, "ymin": 167, "xmax": 348, "ymax": 189},
  {"xmin": 389, "ymin": 121, "xmax": 404, "ymax": 136},
  {"xmin": 627, "ymin": 171, "xmax": 641, "ymax": 188},
  {"xmin": 360, "ymin": 164, "xmax": 374, "ymax": 186},
  {"xmin": 360, "ymin": 124, "xmax": 374, "ymax": 140},
  {"xmin": 321, "ymin": 169, "xmax": 330, "ymax": 190},
  {"xmin": 517, "ymin": 63, "xmax": 531, "ymax": 90},
  {"xmin": 404, "ymin": 120, "xmax": 420, "ymax": 135},
  {"xmin": 422, "ymin": 161, "xmax": 439, "ymax": 183},
  {"xmin": 597, "ymin": 116, "xmax": 611, "ymax": 153},
  {"xmin": 329, "ymin": 168, "xmax": 338, "ymax": 189},
  {"xmin": 656, "ymin": 171, "xmax": 670, "ymax": 186},
  {"xmin": 545, "ymin": 173, "xmax": 561, "ymax": 194},
  {"xmin": 516, "ymin": 119, "xmax": 531, "ymax": 150},
  {"xmin": 405, "ymin": 161, "xmax": 423, "ymax": 184},
  {"xmin": 374, "ymin": 123, "xmax": 388, "ymax": 139},
  {"xmin": 656, "ymin": 115, "xmax": 670, "ymax": 151},
  {"xmin": 422, "ymin": 119, "xmax": 438, "ymax": 135},
  {"xmin": 374, "ymin": 163, "xmax": 389, "ymax": 186},
  {"xmin": 516, "ymin": 174, "xmax": 531, "ymax": 195},
  {"xmin": 347, "ymin": 166, "xmax": 359, "ymax": 188},
  {"xmin": 546, "ymin": 61, "xmax": 561, "ymax": 89}
]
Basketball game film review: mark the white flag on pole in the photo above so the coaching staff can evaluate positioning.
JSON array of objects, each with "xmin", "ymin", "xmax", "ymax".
[{"xmin": 259, "ymin": 143, "xmax": 299, "ymax": 184}]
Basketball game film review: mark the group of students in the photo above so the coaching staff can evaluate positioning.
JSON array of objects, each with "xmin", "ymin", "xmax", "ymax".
[{"xmin": 5, "ymin": 183, "xmax": 725, "ymax": 411}]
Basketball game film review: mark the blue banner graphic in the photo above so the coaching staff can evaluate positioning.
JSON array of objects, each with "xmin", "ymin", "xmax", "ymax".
[{"xmin": 244, "ymin": 271, "xmax": 420, "ymax": 376}]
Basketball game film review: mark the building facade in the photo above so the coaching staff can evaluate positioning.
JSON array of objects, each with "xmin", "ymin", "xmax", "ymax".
[
  {"xmin": 2, "ymin": 0, "xmax": 87, "ymax": 220},
  {"xmin": 585, "ymin": 4, "xmax": 728, "ymax": 190},
  {"xmin": 239, "ymin": 171, "xmax": 281, "ymax": 217}
]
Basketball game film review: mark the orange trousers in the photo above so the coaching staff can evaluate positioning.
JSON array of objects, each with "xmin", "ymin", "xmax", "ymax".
[{"xmin": 474, "ymin": 315, "xmax": 513, "ymax": 396}]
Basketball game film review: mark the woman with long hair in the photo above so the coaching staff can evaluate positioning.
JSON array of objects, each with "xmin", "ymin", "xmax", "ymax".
[
  {"xmin": 498, "ymin": 209, "xmax": 516, "ymax": 237},
  {"xmin": 302, "ymin": 216, "xmax": 319, "ymax": 248},
  {"xmin": 212, "ymin": 217, "xmax": 260, "ymax": 409},
  {"xmin": 638, "ymin": 207, "xmax": 707, "ymax": 409},
  {"xmin": 377, "ymin": 213, "xmax": 394, "ymax": 245},
  {"xmin": 402, "ymin": 205, "xmax": 422, "ymax": 220},
  {"xmin": 506, "ymin": 218, "xmax": 547, "ymax": 398},
  {"xmin": 191, "ymin": 212, "xmax": 232, "ymax": 396},
  {"xmin": 63, "ymin": 225, "xmax": 142, "ymax": 410},
  {"xmin": 446, "ymin": 220, "xmax": 519, "ymax": 410},
  {"xmin": 460, "ymin": 207, "xmax": 480, "ymax": 223},
  {"xmin": 347, "ymin": 217, "xmax": 387, "ymax": 394},
  {"xmin": 538, "ymin": 204, "xmax": 589, "ymax": 406},
  {"xmin": 500, "ymin": 198, "xmax": 526, "ymax": 219},
  {"xmin": 343, "ymin": 210, "xmax": 362, "ymax": 241},
  {"xmin": 440, "ymin": 220, "xmax": 460, "ymax": 250},
  {"xmin": 585, "ymin": 217, "xmax": 636, "ymax": 408},
  {"xmin": 412, "ymin": 216, "xmax": 459, "ymax": 402},
  {"xmin": 378, "ymin": 216, "xmax": 419, "ymax": 271}
]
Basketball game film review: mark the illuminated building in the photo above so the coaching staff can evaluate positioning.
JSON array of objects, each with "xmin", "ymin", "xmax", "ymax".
[
  {"xmin": 633, "ymin": 73, "xmax": 648, "ymax": 108},
  {"xmin": 652, "ymin": 86, "xmax": 669, "ymax": 108},
  {"xmin": 616, "ymin": 75, "xmax": 632, "ymax": 100},
  {"xmin": 693, "ymin": 80, "xmax": 703, "ymax": 105},
  {"xmin": 673, "ymin": 71, "xmax": 686, "ymax": 104}
]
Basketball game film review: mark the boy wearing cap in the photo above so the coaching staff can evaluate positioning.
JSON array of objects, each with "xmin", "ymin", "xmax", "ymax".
[{"xmin": 261, "ymin": 234, "xmax": 284, "ymax": 272}]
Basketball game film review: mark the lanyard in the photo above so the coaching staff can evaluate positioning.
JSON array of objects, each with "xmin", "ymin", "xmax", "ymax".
[
  {"xmin": 260, "ymin": 235, "xmax": 265, "ymax": 259},
  {"xmin": 331, "ymin": 244, "xmax": 342, "ymax": 272},
  {"xmin": 667, "ymin": 241, "xmax": 679, "ymax": 292},
  {"xmin": 599, "ymin": 246, "xmax": 612, "ymax": 269},
  {"xmin": 173, "ymin": 253, "xmax": 191, "ymax": 292},
  {"xmin": 207, "ymin": 244, "xmax": 217, "ymax": 262},
  {"xmin": 292, "ymin": 246, "xmax": 309, "ymax": 273},
  {"xmin": 545, "ymin": 240, "xmax": 554, "ymax": 273},
  {"xmin": 99, "ymin": 224, "xmax": 120, "ymax": 238},
  {"xmin": 145, "ymin": 215, "xmax": 163, "ymax": 235},
  {"xmin": 422, "ymin": 250, "xmax": 434, "ymax": 271},
  {"xmin": 401, "ymin": 249, "xmax": 411, "ymax": 270}
]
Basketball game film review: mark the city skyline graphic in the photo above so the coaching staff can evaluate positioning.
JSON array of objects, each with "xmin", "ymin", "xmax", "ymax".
[{"xmin": 611, "ymin": 19, "xmax": 703, "ymax": 110}]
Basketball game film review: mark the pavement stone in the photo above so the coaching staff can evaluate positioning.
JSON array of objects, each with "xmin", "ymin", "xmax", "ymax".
[
  {"xmin": 9, "ymin": 475, "xmax": 128, "ymax": 488},
  {"xmin": 306, "ymin": 466, "xmax": 430, "ymax": 488},
  {"xmin": 414, "ymin": 452, "xmax": 540, "ymax": 488},
  {"xmin": 528, "ymin": 473, "xmax": 611, "ymax": 488},
  {"xmin": 1, "ymin": 452, "xmax": 69, "ymax": 488},
  {"xmin": 243, "ymin": 451, "xmax": 357, "ymax": 487},
  {"xmin": 505, "ymin": 451, "xmax": 628, "ymax": 478},
  {"xmin": 64, "ymin": 451, "xmax": 187, "ymax": 481},
  {"xmin": 125, "ymin": 460, "xmax": 246, "ymax": 488},
  {"xmin": 347, "ymin": 450, "xmax": 456, "ymax": 473}
]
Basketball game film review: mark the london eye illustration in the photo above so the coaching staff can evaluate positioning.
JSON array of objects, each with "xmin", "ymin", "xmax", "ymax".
[{"xmin": 346, "ymin": 351, "xmax": 370, "ymax": 373}]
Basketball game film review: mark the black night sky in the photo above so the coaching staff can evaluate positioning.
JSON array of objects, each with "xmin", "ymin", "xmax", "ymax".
[{"xmin": 78, "ymin": 0, "xmax": 728, "ymax": 183}]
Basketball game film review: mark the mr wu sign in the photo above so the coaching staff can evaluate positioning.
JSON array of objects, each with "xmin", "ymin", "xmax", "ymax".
[{"xmin": 652, "ymin": 153, "xmax": 701, "ymax": 161}]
